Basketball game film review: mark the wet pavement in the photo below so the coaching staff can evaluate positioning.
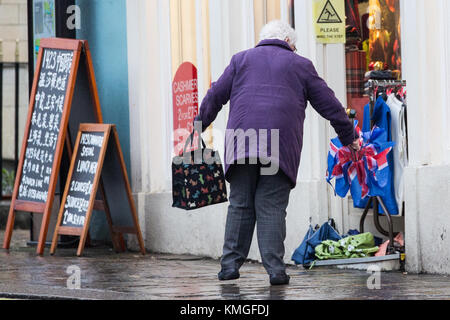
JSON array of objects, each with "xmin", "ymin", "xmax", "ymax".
[{"xmin": 1, "ymin": 230, "xmax": 450, "ymax": 300}]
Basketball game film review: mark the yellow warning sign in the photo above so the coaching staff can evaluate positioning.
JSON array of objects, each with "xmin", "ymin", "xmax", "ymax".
[{"xmin": 314, "ymin": 0, "xmax": 346, "ymax": 44}]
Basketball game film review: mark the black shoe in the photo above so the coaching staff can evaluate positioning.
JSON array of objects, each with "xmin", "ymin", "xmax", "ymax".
[
  {"xmin": 270, "ymin": 273, "xmax": 290, "ymax": 286},
  {"xmin": 218, "ymin": 269, "xmax": 240, "ymax": 281}
]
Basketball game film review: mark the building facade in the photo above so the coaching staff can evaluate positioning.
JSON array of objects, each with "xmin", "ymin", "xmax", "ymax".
[
  {"xmin": 26, "ymin": 0, "xmax": 450, "ymax": 274},
  {"xmin": 0, "ymin": 0, "xmax": 28, "ymax": 165}
]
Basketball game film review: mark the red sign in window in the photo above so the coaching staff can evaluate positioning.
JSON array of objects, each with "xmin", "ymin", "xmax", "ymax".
[{"xmin": 172, "ymin": 62, "xmax": 199, "ymax": 155}]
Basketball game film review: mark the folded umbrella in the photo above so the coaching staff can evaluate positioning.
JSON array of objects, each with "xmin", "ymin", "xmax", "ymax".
[
  {"xmin": 327, "ymin": 123, "xmax": 395, "ymax": 200},
  {"xmin": 292, "ymin": 220, "xmax": 342, "ymax": 266}
]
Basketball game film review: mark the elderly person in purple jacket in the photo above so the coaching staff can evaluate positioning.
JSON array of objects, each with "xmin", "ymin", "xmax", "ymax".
[{"xmin": 195, "ymin": 20, "xmax": 359, "ymax": 285}]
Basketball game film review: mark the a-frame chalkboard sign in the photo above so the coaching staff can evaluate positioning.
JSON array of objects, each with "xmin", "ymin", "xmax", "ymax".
[
  {"xmin": 2, "ymin": 38, "xmax": 104, "ymax": 255},
  {"xmin": 50, "ymin": 124, "xmax": 145, "ymax": 256}
]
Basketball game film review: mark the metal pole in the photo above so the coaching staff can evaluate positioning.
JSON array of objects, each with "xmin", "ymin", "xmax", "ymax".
[
  {"xmin": 359, "ymin": 81, "xmax": 377, "ymax": 232},
  {"xmin": 14, "ymin": 40, "xmax": 19, "ymax": 173},
  {"xmin": 27, "ymin": 0, "xmax": 34, "ymax": 243},
  {"xmin": 373, "ymin": 200, "xmax": 389, "ymax": 237},
  {"xmin": 359, "ymin": 197, "xmax": 372, "ymax": 233},
  {"xmin": 376, "ymin": 196, "xmax": 395, "ymax": 253}
]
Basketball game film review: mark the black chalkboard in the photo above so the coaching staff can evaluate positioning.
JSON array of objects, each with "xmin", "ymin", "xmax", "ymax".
[
  {"xmin": 51, "ymin": 124, "xmax": 145, "ymax": 256},
  {"xmin": 17, "ymin": 48, "xmax": 74, "ymax": 203},
  {"xmin": 60, "ymin": 132, "xmax": 104, "ymax": 228},
  {"xmin": 3, "ymin": 38, "xmax": 105, "ymax": 256}
]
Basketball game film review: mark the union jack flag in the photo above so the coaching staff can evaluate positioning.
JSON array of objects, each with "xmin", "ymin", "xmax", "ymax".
[{"xmin": 327, "ymin": 124, "xmax": 394, "ymax": 200}]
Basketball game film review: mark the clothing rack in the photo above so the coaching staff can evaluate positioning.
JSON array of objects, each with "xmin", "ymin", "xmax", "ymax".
[{"xmin": 359, "ymin": 79, "xmax": 406, "ymax": 254}]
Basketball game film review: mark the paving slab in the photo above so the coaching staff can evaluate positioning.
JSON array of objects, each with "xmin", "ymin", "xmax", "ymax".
[{"xmin": 1, "ymin": 230, "xmax": 450, "ymax": 300}]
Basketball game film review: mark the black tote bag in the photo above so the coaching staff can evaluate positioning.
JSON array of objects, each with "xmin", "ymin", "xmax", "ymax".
[{"xmin": 172, "ymin": 130, "xmax": 228, "ymax": 210}]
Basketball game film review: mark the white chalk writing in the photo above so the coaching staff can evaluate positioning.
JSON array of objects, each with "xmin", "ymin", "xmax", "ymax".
[
  {"xmin": 18, "ymin": 49, "xmax": 74, "ymax": 203},
  {"xmin": 61, "ymin": 132, "xmax": 104, "ymax": 228}
]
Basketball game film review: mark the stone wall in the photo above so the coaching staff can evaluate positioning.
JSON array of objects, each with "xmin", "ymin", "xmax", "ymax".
[
  {"xmin": 0, "ymin": 0, "xmax": 28, "ymax": 62},
  {"xmin": 0, "ymin": 0, "xmax": 29, "ymax": 163}
]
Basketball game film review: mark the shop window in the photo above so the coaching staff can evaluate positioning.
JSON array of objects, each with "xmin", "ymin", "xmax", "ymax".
[
  {"xmin": 169, "ymin": 0, "xmax": 211, "ymax": 153},
  {"xmin": 368, "ymin": 0, "xmax": 401, "ymax": 76},
  {"xmin": 345, "ymin": 0, "xmax": 402, "ymax": 127}
]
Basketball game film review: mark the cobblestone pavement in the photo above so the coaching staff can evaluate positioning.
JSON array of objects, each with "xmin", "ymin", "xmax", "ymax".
[{"xmin": 1, "ymin": 230, "xmax": 450, "ymax": 300}]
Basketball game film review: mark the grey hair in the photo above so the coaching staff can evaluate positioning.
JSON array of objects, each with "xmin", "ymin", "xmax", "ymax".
[{"xmin": 259, "ymin": 20, "xmax": 297, "ymax": 46}]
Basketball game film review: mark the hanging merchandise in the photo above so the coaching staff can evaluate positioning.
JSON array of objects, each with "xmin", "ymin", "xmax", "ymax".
[
  {"xmin": 357, "ymin": 80, "xmax": 406, "ymax": 253},
  {"xmin": 345, "ymin": 0, "xmax": 362, "ymax": 52},
  {"xmin": 315, "ymin": 232, "xmax": 379, "ymax": 260},
  {"xmin": 346, "ymin": 51, "xmax": 367, "ymax": 96},
  {"xmin": 326, "ymin": 122, "xmax": 395, "ymax": 202},
  {"xmin": 346, "ymin": 0, "xmax": 361, "ymax": 38},
  {"xmin": 357, "ymin": 95, "xmax": 399, "ymax": 215},
  {"xmin": 386, "ymin": 93, "xmax": 408, "ymax": 207}
]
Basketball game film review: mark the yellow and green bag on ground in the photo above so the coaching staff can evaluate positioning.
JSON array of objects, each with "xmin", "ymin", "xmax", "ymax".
[{"xmin": 315, "ymin": 232, "xmax": 379, "ymax": 260}]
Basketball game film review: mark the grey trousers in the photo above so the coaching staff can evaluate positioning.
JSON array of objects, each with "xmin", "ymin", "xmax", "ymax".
[{"xmin": 221, "ymin": 163, "xmax": 292, "ymax": 276}]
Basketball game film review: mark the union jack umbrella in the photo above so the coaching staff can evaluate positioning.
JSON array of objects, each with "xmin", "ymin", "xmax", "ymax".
[{"xmin": 326, "ymin": 123, "xmax": 395, "ymax": 200}]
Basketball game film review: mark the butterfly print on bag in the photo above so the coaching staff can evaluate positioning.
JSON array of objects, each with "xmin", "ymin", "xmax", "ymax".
[
  {"xmin": 206, "ymin": 175, "xmax": 214, "ymax": 182},
  {"xmin": 201, "ymin": 187, "xmax": 209, "ymax": 194},
  {"xmin": 210, "ymin": 185, "xmax": 218, "ymax": 192},
  {"xmin": 188, "ymin": 202, "xmax": 196, "ymax": 208},
  {"xmin": 174, "ymin": 168, "xmax": 183, "ymax": 175},
  {"xmin": 191, "ymin": 168, "xmax": 199, "ymax": 175},
  {"xmin": 192, "ymin": 190, "xmax": 201, "ymax": 199},
  {"xmin": 174, "ymin": 179, "xmax": 184, "ymax": 186},
  {"xmin": 198, "ymin": 174, "xmax": 205, "ymax": 185},
  {"xmin": 190, "ymin": 179, "xmax": 198, "ymax": 186},
  {"xmin": 218, "ymin": 180, "xmax": 224, "ymax": 191}
]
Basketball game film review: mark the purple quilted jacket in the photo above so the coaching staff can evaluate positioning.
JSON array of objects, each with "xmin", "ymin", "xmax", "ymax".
[{"xmin": 196, "ymin": 39, "xmax": 356, "ymax": 187}]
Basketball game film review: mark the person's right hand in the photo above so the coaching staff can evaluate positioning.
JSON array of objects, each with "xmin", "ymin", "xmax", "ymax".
[{"xmin": 349, "ymin": 139, "xmax": 361, "ymax": 152}]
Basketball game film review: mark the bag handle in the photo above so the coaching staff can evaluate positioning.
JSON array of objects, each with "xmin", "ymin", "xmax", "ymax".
[{"xmin": 183, "ymin": 128, "xmax": 206, "ymax": 154}]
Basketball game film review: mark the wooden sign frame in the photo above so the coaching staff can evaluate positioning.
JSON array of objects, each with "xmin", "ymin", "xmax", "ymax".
[
  {"xmin": 50, "ymin": 124, "xmax": 145, "ymax": 257},
  {"xmin": 2, "ymin": 38, "xmax": 103, "ymax": 255}
]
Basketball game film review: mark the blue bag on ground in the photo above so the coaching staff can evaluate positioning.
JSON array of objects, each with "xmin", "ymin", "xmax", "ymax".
[{"xmin": 292, "ymin": 220, "xmax": 342, "ymax": 266}]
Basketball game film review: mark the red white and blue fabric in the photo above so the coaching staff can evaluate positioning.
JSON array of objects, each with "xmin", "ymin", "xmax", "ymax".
[{"xmin": 327, "ymin": 122, "xmax": 395, "ymax": 200}]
